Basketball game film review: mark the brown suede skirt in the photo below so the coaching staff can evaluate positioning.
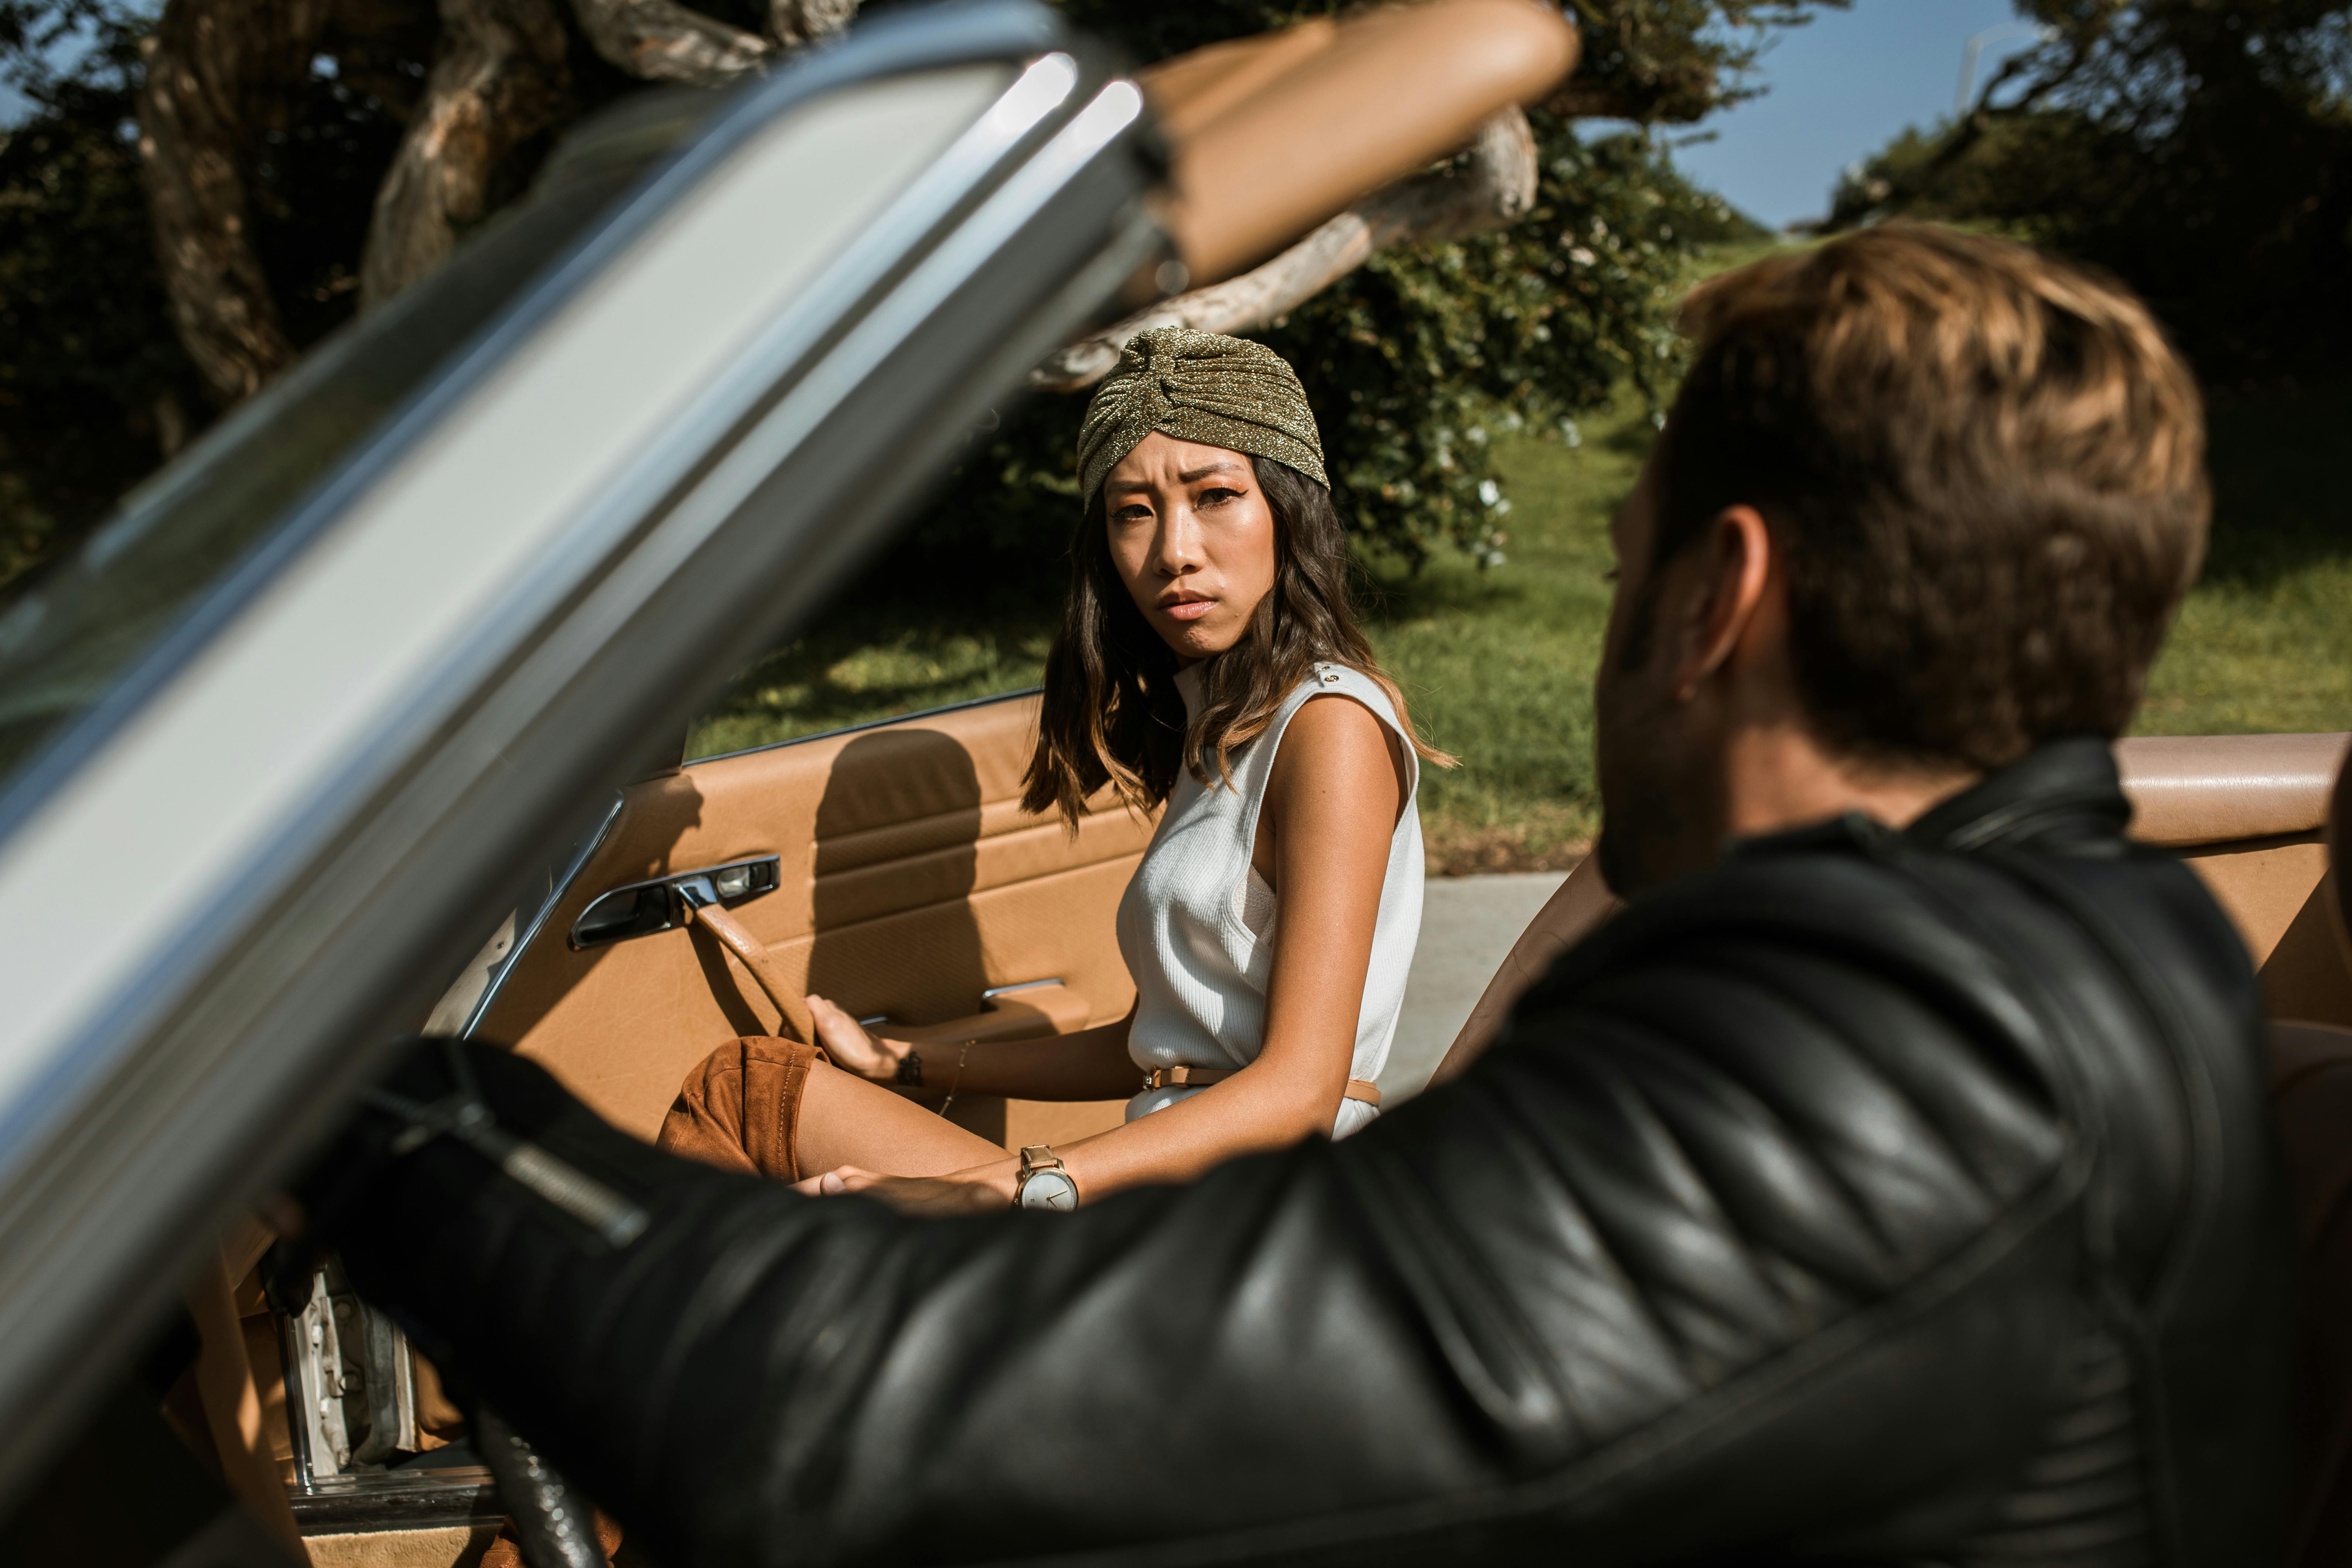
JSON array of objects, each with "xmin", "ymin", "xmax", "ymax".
[{"xmin": 656, "ymin": 1036, "xmax": 824, "ymax": 1183}]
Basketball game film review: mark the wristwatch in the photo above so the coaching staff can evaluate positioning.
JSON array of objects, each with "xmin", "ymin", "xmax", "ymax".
[{"xmin": 1013, "ymin": 1145, "xmax": 1079, "ymax": 1211}]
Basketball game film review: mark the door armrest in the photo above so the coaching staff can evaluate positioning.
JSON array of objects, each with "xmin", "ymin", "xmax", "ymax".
[{"xmin": 890, "ymin": 981, "xmax": 1093, "ymax": 1044}]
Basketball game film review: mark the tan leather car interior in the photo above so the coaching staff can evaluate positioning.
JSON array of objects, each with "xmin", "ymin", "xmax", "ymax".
[
  {"xmin": 1441, "ymin": 732, "xmax": 2352, "ymax": 1079},
  {"xmin": 482, "ymin": 693, "xmax": 1153, "ymax": 1153},
  {"xmin": 2119, "ymin": 732, "xmax": 2352, "ymax": 1023},
  {"xmin": 1143, "ymin": 0, "xmax": 1578, "ymax": 283},
  {"xmin": 2260, "ymin": 746, "xmax": 2352, "ymax": 1568}
]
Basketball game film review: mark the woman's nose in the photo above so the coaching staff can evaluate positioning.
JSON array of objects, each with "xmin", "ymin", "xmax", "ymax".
[{"xmin": 1153, "ymin": 513, "xmax": 1201, "ymax": 575}]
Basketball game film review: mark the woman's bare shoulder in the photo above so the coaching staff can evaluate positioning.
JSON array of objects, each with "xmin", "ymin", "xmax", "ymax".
[{"xmin": 1269, "ymin": 688, "xmax": 1407, "ymax": 810}]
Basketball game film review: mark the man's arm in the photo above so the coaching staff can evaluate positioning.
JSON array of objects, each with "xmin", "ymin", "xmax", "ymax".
[
  {"xmin": 333, "ymin": 883, "xmax": 2080, "ymax": 1567},
  {"xmin": 1427, "ymin": 850, "xmax": 1619, "ymax": 1089}
]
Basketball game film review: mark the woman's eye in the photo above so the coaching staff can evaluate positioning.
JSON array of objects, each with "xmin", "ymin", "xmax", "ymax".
[
  {"xmin": 1198, "ymin": 487, "xmax": 1243, "ymax": 506},
  {"xmin": 1111, "ymin": 506, "xmax": 1152, "ymax": 524}
]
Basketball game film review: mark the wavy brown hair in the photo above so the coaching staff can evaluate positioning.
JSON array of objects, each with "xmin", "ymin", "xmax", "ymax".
[
  {"xmin": 1655, "ymin": 223, "xmax": 2207, "ymax": 772},
  {"xmin": 1022, "ymin": 457, "xmax": 1450, "ymax": 826}
]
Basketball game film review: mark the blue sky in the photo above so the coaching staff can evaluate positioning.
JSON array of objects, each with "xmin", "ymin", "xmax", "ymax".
[{"xmin": 1671, "ymin": 0, "xmax": 2044, "ymax": 229}]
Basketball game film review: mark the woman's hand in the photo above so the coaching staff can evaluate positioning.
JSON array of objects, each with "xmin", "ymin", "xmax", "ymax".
[
  {"xmin": 792, "ymin": 1160, "xmax": 1021, "ymax": 1215},
  {"xmin": 805, "ymin": 994, "xmax": 913, "ymax": 1083}
]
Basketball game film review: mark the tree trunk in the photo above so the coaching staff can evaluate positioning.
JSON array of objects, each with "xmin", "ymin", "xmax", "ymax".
[
  {"xmin": 1030, "ymin": 108, "xmax": 1538, "ymax": 392},
  {"xmin": 566, "ymin": 0, "xmax": 772, "ymax": 85},
  {"xmin": 360, "ymin": 0, "xmax": 574, "ymax": 306},
  {"xmin": 135, "ymin": 0, "xmax": 340, "ymax": 404}
]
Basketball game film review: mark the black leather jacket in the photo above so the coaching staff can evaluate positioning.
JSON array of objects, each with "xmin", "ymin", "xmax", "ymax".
[{"xmin": 336, "ymin": 739, "xmax": 2293, "ymax": 1566}]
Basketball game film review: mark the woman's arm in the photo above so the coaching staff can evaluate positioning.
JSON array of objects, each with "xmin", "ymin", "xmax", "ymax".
[
  {"xmin": 811, "ymin": 694, "xmax": 1406, "ymax": 1211},
  {"xmin": 804, "ymin": 998, "xmax": 1141, "ymax": 1103}
]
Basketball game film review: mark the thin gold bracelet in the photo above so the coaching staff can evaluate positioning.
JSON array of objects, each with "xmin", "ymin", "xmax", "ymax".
[{"xmin": 935, "ymin": 1039, "xmax": 973, "ymax": 1121}]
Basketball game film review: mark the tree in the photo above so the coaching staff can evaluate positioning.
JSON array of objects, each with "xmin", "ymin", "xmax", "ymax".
[
  {"xmin": 1827, "ymin": 0, "xmax": 2352, "ymax": 380},
  {"xmin": 0, "ymin": 0, "xmax": 1828, "ymax": 591},
  {"xmin": 0, "ymin": 0, "xmax": 196, "ymax": 580}
]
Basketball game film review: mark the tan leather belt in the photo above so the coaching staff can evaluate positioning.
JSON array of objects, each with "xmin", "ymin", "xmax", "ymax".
[{"xmin": 1144, "ymin": 1066, "xmax": 1382, "ymax": 1107}]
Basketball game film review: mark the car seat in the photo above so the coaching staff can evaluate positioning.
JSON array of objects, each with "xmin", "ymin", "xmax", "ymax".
[{"xmin": 2272, "ymin": 750, "xmax": 2352, "ymax": 1568}]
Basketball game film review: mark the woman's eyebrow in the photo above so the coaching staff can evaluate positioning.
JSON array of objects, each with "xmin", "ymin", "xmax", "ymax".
[{"xmin": 1178, "ymin": 461, "xmax": 1243, "ymax": 482}]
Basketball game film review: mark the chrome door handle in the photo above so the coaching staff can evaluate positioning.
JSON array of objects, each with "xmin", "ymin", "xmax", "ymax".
[{"xmin": 569, "ymin": 854, "xmax": 779, "ymax": 949}]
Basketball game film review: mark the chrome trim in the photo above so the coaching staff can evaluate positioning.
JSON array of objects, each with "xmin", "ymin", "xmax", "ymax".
[
  {"xmin": 982, "ymin": 978, "xmax": 1064, "ymax": 1000},
  {"xmin": 863, "ymin": 977, "xmax": 1065, "ymax": 1030},
  {"xmin": 286, "ymin": 1468, "xmax": 502, "ymax": 1537},
  {"xmin": 0, "ymin": 1, "xmax": 1069, "ymax": 853},
  {"xmin": 458, "ymin": 791, "xmax": 624, "ymax": 1038},
  {"xmin": 689, "ymin": 685, "xmax": 1043, "ymax": 768},
  {"xmin": 566, "ymin": 853, "xmax": 782, "ymax": 950}
]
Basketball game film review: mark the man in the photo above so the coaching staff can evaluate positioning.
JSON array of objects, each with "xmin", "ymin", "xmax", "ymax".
[{"xmin": 322, "ymin": 225, "xmax": 2291, "ymax": 1565}]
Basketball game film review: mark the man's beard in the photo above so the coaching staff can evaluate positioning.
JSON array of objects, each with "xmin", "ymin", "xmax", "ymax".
[
  {"xmin": 1592, "ymin": 594, "xmax": 1704, "ymax": 898},
  {"xmin": 1593, "ymin": 728, "xmax": 1689, "ymax": 896}
]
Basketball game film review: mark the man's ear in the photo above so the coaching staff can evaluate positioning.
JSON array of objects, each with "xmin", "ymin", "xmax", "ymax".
[{"xmin": 1671, "ymin": 504, "xmax": 1774, "ymax": 699}]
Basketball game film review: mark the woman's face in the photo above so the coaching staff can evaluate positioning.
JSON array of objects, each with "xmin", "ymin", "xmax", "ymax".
[{"xmin": 1103, "ymin": 432, "xmax": 1279, "ymax": 664}]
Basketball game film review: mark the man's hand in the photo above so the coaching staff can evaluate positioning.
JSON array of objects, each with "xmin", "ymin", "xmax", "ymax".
[{"xmin": 793, "ymin": 1159, "xmax": 1021, "ymax": 1214}]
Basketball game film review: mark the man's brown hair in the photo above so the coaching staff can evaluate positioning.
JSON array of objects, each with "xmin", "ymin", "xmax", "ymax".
[{"xmin": 1655, "ymin": 222, "xmax": 2209, "ymax": 773}]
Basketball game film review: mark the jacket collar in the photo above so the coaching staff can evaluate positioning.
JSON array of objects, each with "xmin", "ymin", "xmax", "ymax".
[
  {"xmin": 1902, "ymin": 736, "xmax": 2131, "ymax": 853},
  {"xmin": 1728, "ymin": 737, "xmax": 2132, "ymax": 862}
]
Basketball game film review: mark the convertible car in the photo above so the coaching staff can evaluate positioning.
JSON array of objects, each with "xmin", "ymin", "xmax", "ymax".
[
  {"xmin": 0, "ymin": 1, "xmax": 1579, "ymax": 1562},
  {"xmin": 0, "ymin": 1, "xmax": 2344, "ymax": 1564}
]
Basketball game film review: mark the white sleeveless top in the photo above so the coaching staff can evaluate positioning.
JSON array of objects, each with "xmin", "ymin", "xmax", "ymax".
[{"xmin": 1115, "ymin": 660, "xmax": 1424, "ymax": 1140}]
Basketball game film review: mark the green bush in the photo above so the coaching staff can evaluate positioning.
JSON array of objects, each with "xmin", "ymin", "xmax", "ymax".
[
  {"xmin": 902, "ymin": 122, "xmax": 1757, "ymax": 577},
  {"xmin": 0, "ymin": 0, "xmax": 1820, "ymax": 592}
]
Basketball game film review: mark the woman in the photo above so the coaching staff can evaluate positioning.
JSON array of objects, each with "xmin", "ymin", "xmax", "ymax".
[{"xmin": 659, "ymin": 328, "xmax": 1447, "ymax": 1213}]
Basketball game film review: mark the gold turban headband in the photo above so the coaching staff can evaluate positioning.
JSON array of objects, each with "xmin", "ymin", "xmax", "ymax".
[{"xmin": 1075, "ymin": 327, "xmax": 1328, "ymax": 501}]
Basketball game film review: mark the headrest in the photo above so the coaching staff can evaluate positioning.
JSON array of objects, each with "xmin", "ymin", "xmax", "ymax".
[{"xmin": 2116, "ymin": 733, "xmax": 2351, "ymax": 847}]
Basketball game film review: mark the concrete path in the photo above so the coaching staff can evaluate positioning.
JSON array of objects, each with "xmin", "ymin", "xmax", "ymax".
[{"xmin": 1379, "ymin": 871, "xmax": 1568, "ymax": 1104}]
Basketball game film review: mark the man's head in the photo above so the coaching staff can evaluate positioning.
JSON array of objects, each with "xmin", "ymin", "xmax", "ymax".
[{"xmin": 1595, "ymin": 224, "xmax": 2209, "ymax": 894}]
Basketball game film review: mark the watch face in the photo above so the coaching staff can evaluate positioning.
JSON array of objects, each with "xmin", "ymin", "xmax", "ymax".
[{"xmin": 1018, "ymin": 1169, "xmax": 1078, "ymax": 1212}]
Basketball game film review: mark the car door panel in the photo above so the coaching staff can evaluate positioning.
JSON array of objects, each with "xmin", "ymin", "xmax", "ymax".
[
  {"xmin": 2117, "ymin": 733, "xmax": 2352, "ymax": 1027},
  {"xmin": 478, "ymin": 692, "xmax": 1151, "ymax": 1147}
]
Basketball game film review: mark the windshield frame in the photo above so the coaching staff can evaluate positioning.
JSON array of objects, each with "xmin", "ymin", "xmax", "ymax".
[
  {"xmin": 0, "ymin": 0, "xmax": 1163, "ymax": 1507},
  {"xmin": 0, "ymin": 0, "xmax": 1069, "ymax": 855}
]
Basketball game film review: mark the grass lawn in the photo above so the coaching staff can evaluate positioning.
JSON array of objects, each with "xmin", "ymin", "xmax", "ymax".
[
  {"xmin": 1351, "ymin": 409, "xmax": 1634, "ymax": 872},
  {"xmin": 2135, "ymin": 379, "xmax": 2352, "ymax": 736},
  {"xmin": 689, "ymin": 259, "xmax": 2352, "ymax": 872}
]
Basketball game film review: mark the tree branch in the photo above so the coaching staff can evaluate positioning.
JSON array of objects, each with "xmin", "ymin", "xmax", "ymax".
[
  {"xmin": 1029, "ymin": 107, "xmax": 1536, "ymax": 393},
  {"xmin": 359, "ymin": 0, "xmax": 573, "ymax": 306},
  {"xmin": 768, "ymin": 0, "xmax": 854, "ymax": 49},
  {"xmin": 1917, "ymin": 41, "xmax": 2082, "ymax": 190},
  {"xmin": 134, "ymin": 0, "xmax": 338, "ymax": 403},
  {"xmin": 565, "ymin": 0, "xmax": 772, "ymax": 86}
]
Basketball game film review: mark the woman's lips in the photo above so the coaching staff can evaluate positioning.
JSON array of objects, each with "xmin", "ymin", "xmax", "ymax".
[{"xmin": 1160, "ymin": 598, "xmax": 1215, "ymax": 621}]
